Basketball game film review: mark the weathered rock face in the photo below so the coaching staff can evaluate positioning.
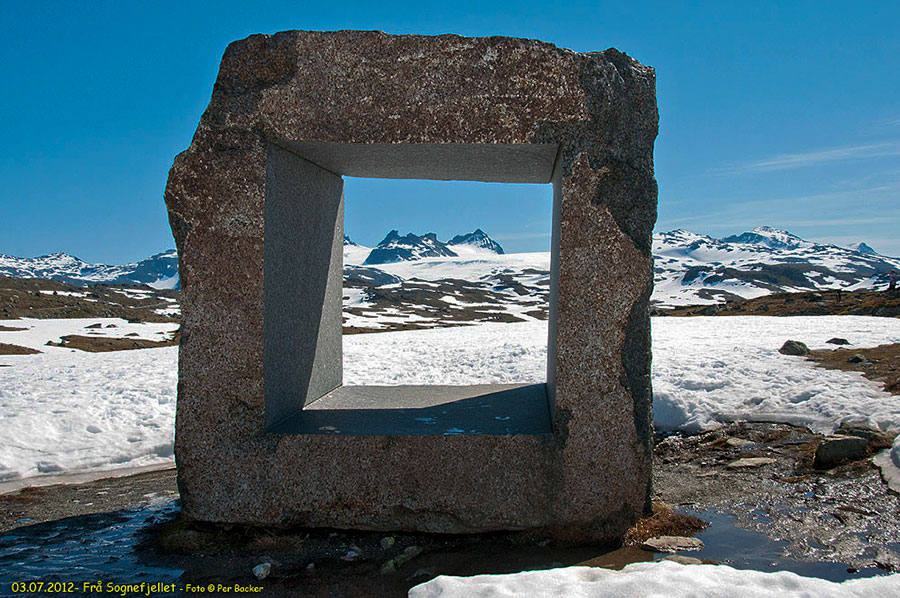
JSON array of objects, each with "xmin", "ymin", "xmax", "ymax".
[
  {"xmin": 165, "ymin": 30, "xmax": 658, "ymax": 541},
  {"xmin": 779, "ymin": 340, "xmax": 810, "ymax": 356}
]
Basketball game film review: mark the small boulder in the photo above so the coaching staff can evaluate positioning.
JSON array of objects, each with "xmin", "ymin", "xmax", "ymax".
[
  {"xmin": 847, "ymin": 354, "xmax": 866, "ymax": 363},
  {"xmin": 394, "ymin": 545, "xmax": 423, "ymax": 566},
  {"xmin": 85, "ymin": 323, "xmax": 103, "ymax": 329},
  {"xmin": 661, "ymin": 555, "xmax": 703, "ymax": 565},
  {"xmin": 380, "ymin": 536, "xmax": 395, "ymax": 550},
  {"xmin": 725, "ymin": 438, "xmax": 753, "ymax": 449},
  {"xmin": 814, "ymin": 435, "xmax": 869, "ymax": 468},
  {"xmin": 836, "ymin": 423, "xmax": 895, "ymax": 450},
  {"xmin": 779, "ymin": 340, "xmax": 809, "ymax": 356},
  {"xmin": 826, "ymin": 338, "xmax": 851, "ymax": 345},
  {"xmin": 252, "ymin": 562, "xmax": 271, "ymax": 580},
  {"xmin": 641, "ymin": 536, "xmax": 704, "ymax": 553}
]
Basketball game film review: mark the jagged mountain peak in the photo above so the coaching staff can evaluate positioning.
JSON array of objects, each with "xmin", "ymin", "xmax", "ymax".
[
  {"xmin": 448, "ymin": 229, "xmax": 504, "ymax": 254},
  {"xmin": 364, "ymin": 231, "xmax": 458, "ymax": 265},
  {"xmin": 849, "ymin": 242, "xmax": 877, "ymax": 255},
  {"xmin": 721, "ymin": 226, "xmax": 807, "ymax": 249}
]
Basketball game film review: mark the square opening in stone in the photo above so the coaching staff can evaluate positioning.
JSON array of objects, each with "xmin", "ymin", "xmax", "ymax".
[{"xmin": 264, "ymin": 142, "xmax": 562, "ymax": 436}]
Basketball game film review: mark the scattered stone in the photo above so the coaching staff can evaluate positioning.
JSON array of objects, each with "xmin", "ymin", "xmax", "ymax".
[
  {"xmin": 826, "ymin": 338, "xmax": 851, "ymax": 345},
  {"xmin": 105, "ymin": 324, "xmax": 117, "ymax": 328},
  {"xmin": 305, "ymin": 562, "xmax": 315, "ymax": 571},
  {"xmin": 848, "ymin": 354, "xmax": 866, "ymax": 363},
  {"xmin": 341, "ymin": 549, "xmax": 360, "ymax": 561},
  {"xmin": 661, "ymin": 555, "xmax": 703, "ymax": 565},
  {"xmin": 727, "ymin": 457, "xmax": 777, "ymax": 469},
  {"xmin": 394, "ymin": 545, "xmax": 423, "ymax": 566},
  {"xmin": 407, "ymin": 567, "xmax": 438, "ymax": 581},
  {"xmin": 380, "ymin": 536, "xmax": 395, "ymax": 550},
  {"xmin": 379, "ymin": 559, "xmax": 397, "ymax": 574},
  {"xmin": 725, "ymin": 438, "xmax": 753, "ymax": 448},
  {"xmin": 641, "ymin": 536, "xmax": 704, "ymax": 553},
  {"xmin": 85, "ymin": 323, "xmax": 103, "ymax": 329},
  {"xmin": 252, "ymin": 562, "xmax": 271, "ymax": 580},
  {"xmin": 836, "ymin": 423, "xmax": 896, "ymax": 449},
  {"xmin": 779, "ymin": 340, "xmax": 809, "ymax": 356},
  {"xmin": 814, "ymin": 435, "xmax": 869, "ymax": 468}
]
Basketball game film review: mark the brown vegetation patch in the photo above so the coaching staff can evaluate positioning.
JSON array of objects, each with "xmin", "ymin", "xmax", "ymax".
[
  {"xmin": 623, "ymin": 502, "xmax": 708, "ymax": 546},
  {"xmin": 48, "ymin": 330, "xmax": 180, "ymax": 352},
  {"xmin": 659, "ymin": 289, "xmax": 900, "ymax": 318},
  {"xmin": 0, "ymin": 342, "xmax": 40, "ymax": 355},
  {"xmin": 808, "ymin": 343, "xmax": 900, "ymax": 395},
  {"xmin": 0, "ymin": 325, "xmax": 27, "ymax": 332},
  {"xmin": 0, "ymin": 276, "xmax": 179, "ymax": 323}
]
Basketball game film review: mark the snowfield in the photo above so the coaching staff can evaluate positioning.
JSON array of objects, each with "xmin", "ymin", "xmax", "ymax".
[
  {"xmin": 408, "ymin": 561, "xmax": 900, "ymax": 597},
  {"xmin": 2, "ymin": 316, "xmax": 900, "ymax": 485}
]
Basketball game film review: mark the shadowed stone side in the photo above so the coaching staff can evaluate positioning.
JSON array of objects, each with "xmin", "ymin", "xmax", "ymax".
[{"xmin": 165, "ymin": 30, "xmax": 658, "ymax": 542}]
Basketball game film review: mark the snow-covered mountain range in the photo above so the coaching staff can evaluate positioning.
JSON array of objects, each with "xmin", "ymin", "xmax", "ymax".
[
  {"xmin": 362, "ymin": 229, "xmax": 504, "ymax": 265},
  {"xmin": 2, "ymin": 227, "xmax": 898, "ymax": 311},
  {"xmin": 0, "ymin": 250, "xmax": 179, "ymax": 289},
  {"xmin": 652, "ymin": 226, "xmax": 899, "ymax": 306}
]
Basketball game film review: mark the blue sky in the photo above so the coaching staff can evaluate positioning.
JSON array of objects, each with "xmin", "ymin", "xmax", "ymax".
[{"xmin": 1, "ymin": 1, "xmax": 898, "ymax": 261}]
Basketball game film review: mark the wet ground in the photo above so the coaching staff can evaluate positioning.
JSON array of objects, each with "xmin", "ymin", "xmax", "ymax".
[{"xmin": 1, "ymin": 421, "xmax": 898, "ymax": 597}]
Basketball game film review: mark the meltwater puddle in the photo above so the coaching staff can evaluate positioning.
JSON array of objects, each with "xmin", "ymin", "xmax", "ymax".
[{"xmin": 0, "ymin": 503, "xmax": 891, "ymax": 597}]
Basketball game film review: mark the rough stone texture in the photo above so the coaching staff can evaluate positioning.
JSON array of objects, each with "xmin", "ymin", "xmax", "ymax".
[
  {"xmin": 641, "ymin": 536, "xmax": 704, "ymax": 553},
  {"xmin": 779, "ymin": 340, "xmax": 810, "ymax": 356},
  {"xmin": 814, "ymin": 435, "xmax": 869, "ymax": 468},
  {"xmin": 165, "ymin": 30, "xmax": 658, "ymax": 541},
  {"xmin": 835, "ymin": 422, "xmax": 895, "ymax": 449}
]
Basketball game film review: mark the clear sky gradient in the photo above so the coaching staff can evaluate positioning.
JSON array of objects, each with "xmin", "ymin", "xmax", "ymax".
[{"xmin": 2, "ymin": 1, "xmax": 898, "ymax": 261}]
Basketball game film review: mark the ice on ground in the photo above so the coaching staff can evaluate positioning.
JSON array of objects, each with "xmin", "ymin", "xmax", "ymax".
[
  {"xmin": 409, "ymin": 561, "xmax": 900, "ymax": 597},
  {"xmin": 2, "ymin": 316, "xmax": 900, "ymax": 484}
]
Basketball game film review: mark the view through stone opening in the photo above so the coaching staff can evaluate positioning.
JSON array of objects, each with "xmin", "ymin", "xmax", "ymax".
[{"xmin": 264, "ymin": 142, "xmax": 561, "ymax": 436}]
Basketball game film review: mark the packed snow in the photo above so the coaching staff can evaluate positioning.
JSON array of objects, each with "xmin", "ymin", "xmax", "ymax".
[
  {"xmin": 408, "ymin": 561, "xmax": 900, "ymax": 597},
  {"xmin": 2, "ymin": 316, "xmax": 899, "ymax": 485}
]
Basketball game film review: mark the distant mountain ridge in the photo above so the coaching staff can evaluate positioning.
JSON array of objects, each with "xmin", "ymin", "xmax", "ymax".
[
  {"xmin": 362, "ymin": 229, "xmax": 505, "ymax": 265},
  {"xmin": 652, "ymin": 227, "xmax": 899, "ymax": 306},
  {"xmin": 449, "ymin": 229, "xmax": 505, "ymax": 254},
  {"xmin": 0, "ymin": 250, "xmax": 178, "ymax": 289},
  {"xmin": 364, "ymin": 230, "xmax": 460, "ymax": 265},
  {"xmin": 3, "ymin": 227, "xmax": 898, "ymax": 308}
]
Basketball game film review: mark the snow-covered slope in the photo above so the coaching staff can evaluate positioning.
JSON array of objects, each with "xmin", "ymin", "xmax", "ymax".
[
  {"xmin": 0, "ymin": 250, "xmax": 178, "ymax": 289},
  {"xmin": 652, "ymin": 227, "xmax": 900, "ymax": 307}
]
